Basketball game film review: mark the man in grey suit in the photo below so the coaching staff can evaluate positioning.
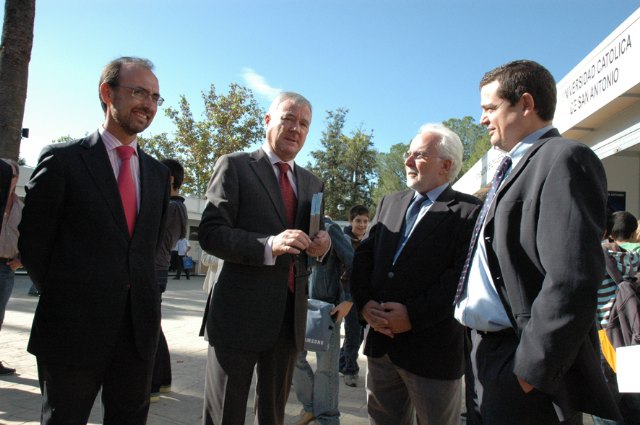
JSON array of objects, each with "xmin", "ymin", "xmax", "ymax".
[
  {"xmin": 199, "ymin": 91, "xmax": 330, "ymax": 425},
  {"xmin": 19, "ymin": 57, "xmax": 169, "ymax": 424},
  {"xmin": 351, "ymin": 124, "xmax": 481, "ymax": 425},
  {"xmin": 454, "ymin": 60, "xmax": 620, "ymax": 424}
]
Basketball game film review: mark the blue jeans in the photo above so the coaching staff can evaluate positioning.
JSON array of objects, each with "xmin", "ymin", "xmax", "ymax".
[
  {"xmin": 339, "ymin": 306, "xmax": 362, "ymax": 376},
  {"xmin": 292, "ymin": 321, "xmax": 341, "ymax": 424},
  {"xmin": 0, "ymin": 263, "xmax": 15, "ymax": 328}
]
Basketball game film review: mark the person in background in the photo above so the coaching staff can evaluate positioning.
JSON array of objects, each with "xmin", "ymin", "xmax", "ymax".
[
  {"xmin": 338, "ymin": 204, "xmax": 369, "ymax": 387},
  {"xmin": 173, "ymin": 237, "xmax": 191, "ymax": 280},
  {"xmin": 592, "ymin": 211, "xmax": 640, "ymax": 425},
  {"xmin": 454, "ymin": 59, "xmax": 620, "ymax": 424},
  {"xmin": 198, "ymin": 91, "xmax": 330, "ymax": 425},
  {"xmin": 0, "ymin": 158, "xmax": 23, "ymax": 375},
  {"xmin": 151, "ymin": 158, "xmax": 188, "ymax": 402},
  {"xmin": 351, "ymin": 124, "xmax": 481, "ymax": 425},
  {"xmin": 292, "ymin": 216, "xmax": 354, "ymax": 425},
  {"xmin": 609, "ymin": 211, "xmax": 640, "ymax": 253},
  {"xmin": 18, "ymin": 56, "xmax": 169, "ymax": 424}
]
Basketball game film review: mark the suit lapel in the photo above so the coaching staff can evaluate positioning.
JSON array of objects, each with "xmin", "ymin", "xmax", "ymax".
[
  {"xmin": 379, "ymin": 191, "xmax": 413, "ymax": 266},
  {"xmin": 79, "ymin": 132, "xmax": 130, "ymax": 238},
  {"xmin": 485, "ymin": 129, "xmax": 559, "ymax": 224},
  {"xmin": 248, "ymin": 149, "xmax": 288, "ymax": 228},
  {"xmin": 136, "ymin": 149, "xmax": 156, "ymax": 237},
  {"xmin": 397, "ymin": 186, "xmax": 454, "ymax": 262}
]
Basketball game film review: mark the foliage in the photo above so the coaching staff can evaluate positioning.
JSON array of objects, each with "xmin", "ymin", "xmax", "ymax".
[
  {"xmin": 0, "ymin": 0, "xmax": 36, "ymax": 160},
  {"xmin": 441, "ymin": 116, "xmax": 490, "ymax": 178},
  {"xmin": 139, "ymin": 83, "xmax": 264, "ymax": 197},
  {"xmin": 372, "ymin": 142, "xmax": 409, "ymax": 207},
  {"xmin": 307, "ymin": 109, "xmax": 377, "ymax": 220}
]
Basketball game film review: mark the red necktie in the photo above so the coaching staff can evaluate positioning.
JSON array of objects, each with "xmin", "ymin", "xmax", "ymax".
[
  {"xmin": 116, "ymin": 146, "xmax": 137, "ymax": 236},
  {"xmin": 276, "ymin": 162, "xmax": 297, "ymax": 292}
]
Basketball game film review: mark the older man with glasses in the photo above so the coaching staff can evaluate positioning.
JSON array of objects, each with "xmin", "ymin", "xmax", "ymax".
[{"xmin": 351, "ymin": 123, "xmax": 481, "ymax": 425}]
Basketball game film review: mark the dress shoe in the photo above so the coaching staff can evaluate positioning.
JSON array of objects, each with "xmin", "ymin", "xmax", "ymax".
[
  {"xmin": 159, "ymin": 384, "xmax": 171, "ymax": 393},
  {"xmin": 291, "ymin": 409, "xmax": 315, "ymax": 425},
  {"xmin": 344, "ymin": 374, "xmax": 357, "ymax": 387},
  {"xmin": 150, "ymin": 392, "xmax": 160, "ymax": 403},
  {"xmin": 0, "ymin": 361, "xmax": 16, "ymax": 375}
]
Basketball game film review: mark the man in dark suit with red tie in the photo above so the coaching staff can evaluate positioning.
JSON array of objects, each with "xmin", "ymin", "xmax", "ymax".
[
  {"xmin": 199, "ymin": 92, "xmax": 330, "ymax": 425},
  {"xmin": 351, "ymin": 124, "xmax": 481, "ymax": 425},
  {"xmin": 454, "ymin": 60, "xmax": 620, "ymax": 424},
  {"xmin": 19, "ymin": 56, "xmax": 169, "ymax": 424}
]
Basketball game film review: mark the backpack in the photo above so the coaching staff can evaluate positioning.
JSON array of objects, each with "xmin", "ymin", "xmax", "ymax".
[{"xmin": 600, "ymin": 247, "xmax": 640, "ymax": 372}]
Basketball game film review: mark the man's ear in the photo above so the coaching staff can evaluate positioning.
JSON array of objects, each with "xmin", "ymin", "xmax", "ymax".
[
  {"xmin": 521, "ymin": 92, "xmax": 536, "ymax": 116},
  {"xmin": 99, "ymin": 82, "xmax": 113, "ymax": 108}
]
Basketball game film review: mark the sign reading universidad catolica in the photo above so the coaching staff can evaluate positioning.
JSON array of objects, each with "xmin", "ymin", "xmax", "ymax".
[{"xmin": 555, "ymin": 9, "xmax": 640, "ymax": 132}]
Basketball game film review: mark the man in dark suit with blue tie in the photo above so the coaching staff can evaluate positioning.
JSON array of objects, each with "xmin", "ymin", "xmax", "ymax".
[
  {"xmin": 351, "ymin": 124, "xmax": 481, "ymax": 425},
  {"xmin": 199, "ymin": 92, "xmax": 330, "ymax": 425},
  {"xmin": 454, "ymin": 60, "xmax": 620, "ymax": 424},
  {"xmin": 19, "ymin": 56, "xmax": 170, "ymax": 424}
]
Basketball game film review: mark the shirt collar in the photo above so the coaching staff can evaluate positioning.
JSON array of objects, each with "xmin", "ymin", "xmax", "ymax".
[
  {"xmin": 506, "ymin": 124, "xmax": 554, "ymax": 168},
  {"xmin": 99, "ymin": 126, "xmax": 139, "ymax": 154},
  {"xmin": 261, "ymin": 141, "xmax": 295, "ymax": 171},
  {"xmin": 414, "ymin": 181, "xmax": 449, "ymax": 204}
]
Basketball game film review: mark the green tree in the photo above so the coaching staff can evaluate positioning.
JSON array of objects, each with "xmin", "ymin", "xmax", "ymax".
[
  {"xmin": 372, "ymin": 142, "xmax": 409, "ymax": 207},
  {"xmin": 140, "ymin": 83, "xmax": 264, "ymax": 197},
  {"xmin": 441, "ymin": 116, "xmax": 490, "ymax": 177},
  {"xmin": 0, "ymin": 0, "xmax": 35, "ymax": 160},
  {"xmin": 308, "ymin": 109, "xmax": 377, "ymax": 220}
]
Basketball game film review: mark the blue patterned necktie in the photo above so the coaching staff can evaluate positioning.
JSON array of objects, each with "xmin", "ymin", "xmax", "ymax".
[{"xmin": 454, "ymin": 155, "xmax": 513, "ymax": 304}]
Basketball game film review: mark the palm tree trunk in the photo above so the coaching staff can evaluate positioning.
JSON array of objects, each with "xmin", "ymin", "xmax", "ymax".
[{"xmin": 0, "ymin": 0, "xmax": 36, "ymax": 160}]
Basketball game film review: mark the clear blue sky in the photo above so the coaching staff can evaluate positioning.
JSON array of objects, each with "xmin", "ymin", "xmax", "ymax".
[{"xmin": 5, "ymin": 0, "xmax": 639, "ymax": 167}]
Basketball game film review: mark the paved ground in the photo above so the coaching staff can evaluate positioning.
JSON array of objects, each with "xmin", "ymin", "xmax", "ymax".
[
  {"xmin": 0, "ymin": 274, "xmax": 368, "ymax": 425},
  {"xmin": 0, "ymin": 274, "xmax": 596, "ymax": 425}
]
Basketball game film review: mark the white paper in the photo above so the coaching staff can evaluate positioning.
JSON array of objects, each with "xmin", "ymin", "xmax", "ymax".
[{"xmin": 616, "ymin": 345, "xmax": 640, "ymax": 393}]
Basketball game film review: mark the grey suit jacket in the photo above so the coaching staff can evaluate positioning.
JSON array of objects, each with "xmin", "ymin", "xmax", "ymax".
[
  {"xmin": 19, "ymin": 131, "xmax": 170, "ymax": 367},
  {"xmin": 352, "ymin": 186, "xmax": 481, "ymax": 379},
  {"xmin": 483, "ymin": 129, "xmax": 619, "ymax": 419},
  {"xmin": 199, "ymin": 148, "xmax": 324, "ymax": 352}
]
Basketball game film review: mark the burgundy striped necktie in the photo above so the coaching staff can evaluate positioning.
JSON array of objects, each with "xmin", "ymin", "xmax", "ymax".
[{"xmin": 277, "ymin": 162, "xmax": 297, "ymax": 292}]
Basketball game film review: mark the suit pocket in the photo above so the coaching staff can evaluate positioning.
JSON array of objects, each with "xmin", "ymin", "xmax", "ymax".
[{"xmin": 496, "ymin": 199, "xmax": 532, "ymax": 213}]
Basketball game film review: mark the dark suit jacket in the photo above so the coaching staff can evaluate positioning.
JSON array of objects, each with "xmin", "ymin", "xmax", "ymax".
[
  {"xmin": 198, "ymin": 148, "xmax": 324, "ymax": 352},
  {"xmin": 483, "ymin": 128, "xmax": 619, "ymax": 419},
  {"xmin": 352, "ymin": 186, "xmax": 481, "ymax": 379},
  {"xmin": 18, "ymin": 131, "xmax": 169, "ymax": 368}
]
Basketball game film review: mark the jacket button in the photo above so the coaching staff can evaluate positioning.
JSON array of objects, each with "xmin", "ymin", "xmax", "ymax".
[{"xmin": 387, "ymin": 272, "xmax": 394, "ymax": 278}]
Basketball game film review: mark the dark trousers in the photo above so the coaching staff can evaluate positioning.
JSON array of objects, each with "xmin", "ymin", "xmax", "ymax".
[
  {"xmin": 152, "ymin": 270, "xmax": 171, "ymax": 392},
  {"xmin": 203, "ymin": 294, "xmax": 297, "ymax": 425},
  {"xmin": 37, "ymin": 297, "xmax": 153, "ymax": 425},
  {"xmin": 175, "ymin": 255, "xmax": 190, "ymax": 279},
  {"xmin": 465, "ymin": 329, "xmax": 582, "ymax": 425}
]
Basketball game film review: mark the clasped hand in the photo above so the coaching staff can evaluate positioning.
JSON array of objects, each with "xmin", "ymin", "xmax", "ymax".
[{"xmin": 362, "ymin": 300, "xmax": 412, "ymax": 338}]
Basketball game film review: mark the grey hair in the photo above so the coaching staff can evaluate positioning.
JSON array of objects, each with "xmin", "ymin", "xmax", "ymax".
[
  {"xmin": 416, "ymin": 123, "xmax": 463, "ymax": 182},
  {"xmin": 267, "ymin": 91, "xmax": 312, "ymax": 117}
]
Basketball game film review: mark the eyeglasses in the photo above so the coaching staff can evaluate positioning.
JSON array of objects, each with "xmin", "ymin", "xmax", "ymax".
[
  {"xmin": 114, "ymin": 85, "xmax": 164, "ymax": 106},
  {"xmin": 402, "ymin": 150, "xmax": 443, "ymax": 161}
]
